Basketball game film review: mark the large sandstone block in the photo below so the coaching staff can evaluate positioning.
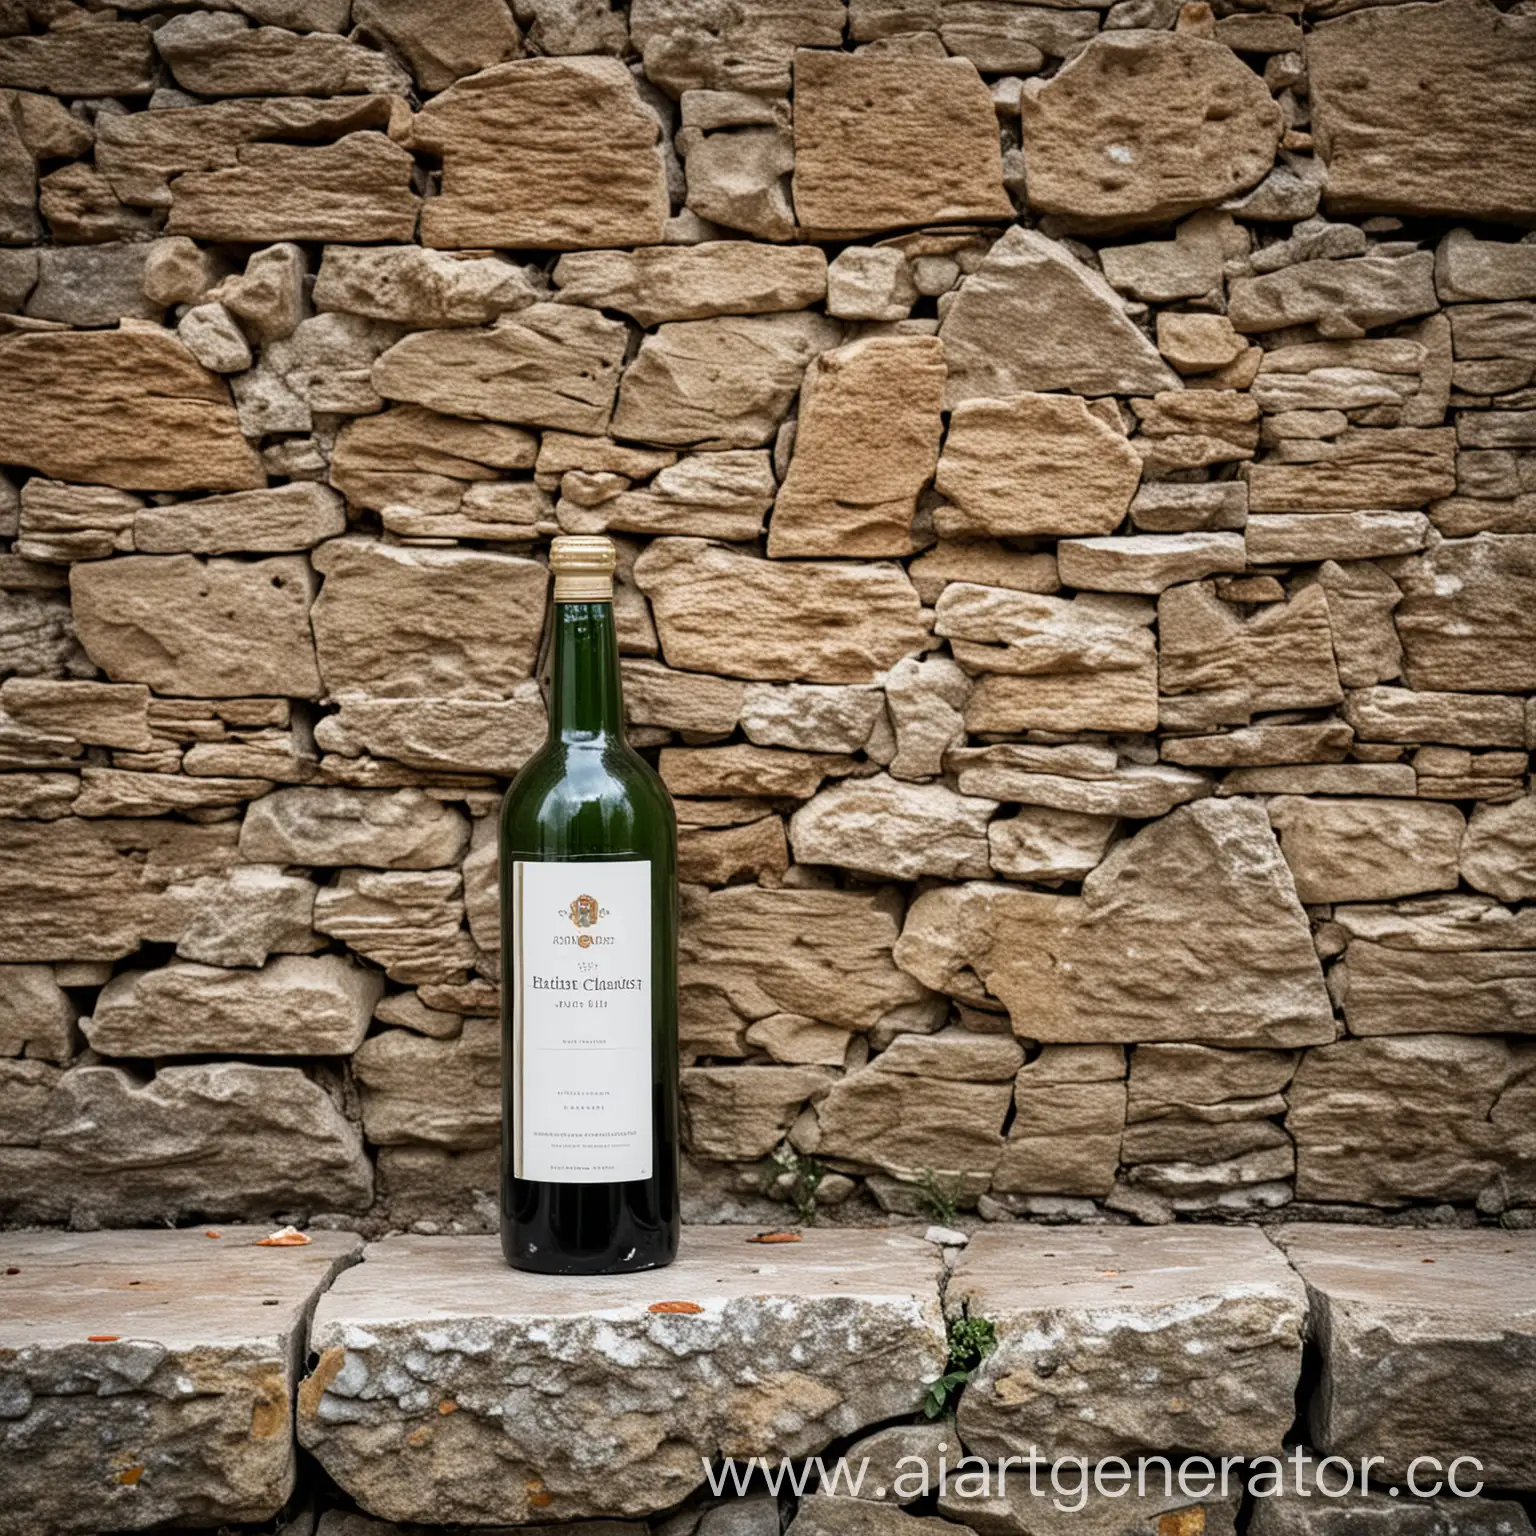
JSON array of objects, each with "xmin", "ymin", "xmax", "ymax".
[
  {"xmin": 413, "ymin": 57, "xmax": 668, "ymax": 250},
  {"xmin": 935, "ymin": 393, "xmax": 1142, "ymax": 538},
  {"xmin": 682, "ymin": 1063, "xmax": 836, "ymax": 1161},
  {"xmin": 790, "ymin": 774, "xmax": 996, "ymax": 881},
  {"xmin": 768, "ymin": 336, "xmax": 946, "ymax": 557},
  {"xmin": 313, "ymin": 245, "xmax": 542, "ymax": 328},
  {"xmin": 239, "ymin": 788, "xmax": 470, "ymax": 870},
  {"xmin": 1268, "ymin": 797, "xmax": 1464, "ymax": 905},
  {"xmin": 95, "ymin": 95, "xmax": 396, "ymax": 208},
  {"xmin": 0, "ymin": 1227, "xmax": 361, "ymax": 1536},
  {"xmin": 154, "ymin": 12, "xmax": 410, "ymax": 94},
  {"xmin": 1308, "ymin": 0, "xmax": 1536, "ymax": 223},
  {"xmin": 298, "ymin": 1229, "xmax": 946, "ymax": 1524},
  {"xmin": 0, "ymin": 21, "xmax": 156, "ymax": 96},
  {"xmin": 0, "ymin": 817, "xmax": 238, "ymax": 963},
  {"xmin": 631, "ymin": 0, "xmax": 844, "ymax": 95},
  {"xmin": 84, "ymin": 955, "xmax": 383, "ymax": 1058},
  {"xmin": 612, "ymin": 313, "xmax": 843, "ymax": 449},
  {"xmin": 354, "ymin": 1018, "xmax": 499, "ymax": 1149},
  {"xmin": 940, "ymin": 227, "xmax": 1179, "ymax": 405},
  {"xmin": 166, "ymin": 132, "xmax": 421, "ymax": 244},
  {"xmin": 951, "ymin": 1227, "xmax": 1306, "ymax": 1461},
  {"xmin": 634, "ymin": 538, "xmax": 928, "ymax": 683},
  {"xmin": 310, "ymin": 538, "xmax": 546, "ymax": 698},
  {"xmin": 1334, "ymin": 896, "xmax": 1536, "ymax": 1038},
  {"xmin": 314, "ymin": 868, "xmax": 474, "ymax": 986},
  {"xmin": 1288, "ymin": 1035, "xmax": 1532, "ymax": 1206},
  {"xmin": 0, "ymin": 965, "xmax": 76, "ymax": 1063},
  {"xmin": 373, "ymin": 304, "xmax": 628, "ymax": 432},
  {"xmin": 70, "ymin": 555, "xmax": 320, "ymax": 699},
  {"xmin": 792, "ymin": 50, "xmax": 1010, "ymax": 237},
  {"xmin": 1019, "ymin": 32, "xmax": 1281, "ymax": 233},
  {"xmin": 1278, "ymin": 1224, "xmax": 1536, "ymax": 1490},
  {"xmin": 0, "ymin": 330, "xmax": 263, "ymax": 493},
  {"xmin": 316, "ymin": 690, "xmax": 547, "ymax": 777},
  {"xmin": 133, "ymin": 483, "xmax": 346, "ymax": 555},
  {"xmin": 1229, "ymin": 254, "xmax": 1439, "ymax": 337},
  {"xmin": 0, "ymin": 1061, "xmax": 373, "ymax": 1225},
  {"xmin": 1396, "ymin": 534, "xmax": 1536, "ymax": 692},
  {"xmin": 1246, "ymin": 428, "xmax": 1456, "ymax": 513},
  {"xmin": 681, "ymin": 882, "xmax": 932, "ymax": 1036},
  {"xmin": 553, "ymin": 242, "xmax": 828, "ymax": 326},
  {"xmin": 895, "ymin": 799, "xmax": 1334, "ymax": 1046}
]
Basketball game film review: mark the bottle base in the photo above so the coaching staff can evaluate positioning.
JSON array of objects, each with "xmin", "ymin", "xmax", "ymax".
[{"xmin": 500, "ymin": 1232, "xmax": 679, "ymax": 1276}]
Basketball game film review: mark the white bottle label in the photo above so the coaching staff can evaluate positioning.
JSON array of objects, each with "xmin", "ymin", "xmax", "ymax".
[{"xmin": 511, "ymin": 859, "xmax": 653, "ymax": 1183}]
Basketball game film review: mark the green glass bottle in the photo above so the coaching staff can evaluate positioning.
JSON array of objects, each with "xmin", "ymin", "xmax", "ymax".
[{"xmin": 499, "ymin": 535, "xmax": 680, "ymax": 1273}]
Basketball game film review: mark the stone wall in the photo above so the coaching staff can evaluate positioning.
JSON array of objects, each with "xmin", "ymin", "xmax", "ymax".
[{"xmin": 1, "ymin": 0, "xmax": 1534, "ymax": 1236}]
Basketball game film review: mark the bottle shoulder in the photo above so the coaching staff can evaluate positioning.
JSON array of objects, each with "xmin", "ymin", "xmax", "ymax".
[{"xmin": 501, "ymin": 737, "xmax": 675, "ymax": 855}]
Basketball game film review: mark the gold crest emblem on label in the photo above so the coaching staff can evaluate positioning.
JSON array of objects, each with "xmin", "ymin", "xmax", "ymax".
[{"xmin": 569, "ymin": 894, "xmax": 600, "ymax": 929}]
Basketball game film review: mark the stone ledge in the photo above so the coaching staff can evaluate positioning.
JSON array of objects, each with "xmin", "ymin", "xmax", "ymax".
[
  {"xmin": 0, "ymin": 1226, "xmax": 361, "ymax": 1536},
  {"xmin": 1278, "ymin": 1223, "xmax": 1536, "ymax": 1491},
  {"xmin": 296, "ymin": 1228, "xmax": 947, "ymax": 1526},
  {"xmin": 949, "ymin": 1225, "xmax": 1308, "ymax": 1463}
]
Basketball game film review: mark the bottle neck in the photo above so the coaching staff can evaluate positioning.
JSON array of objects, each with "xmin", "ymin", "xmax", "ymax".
[{"xmin": 549, "ymin": 598, "xmax": 624, "ymax": 743}]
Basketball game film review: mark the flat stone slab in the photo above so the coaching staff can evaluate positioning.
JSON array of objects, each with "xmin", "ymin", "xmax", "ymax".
[
  {"xmin": 298, "ymin": 1227, "xmax": 946, "ymax": 1526},
  {"xmin": 950, "ymin": 1226, "xmax": 1306, "ymax": 1462},
  {"xmin": 0, "ymin": 1227, "xmax": 360, "ymax": 1536},
  {"xmin": 1278, "ymin": 1223, "xmax": 1536, "ymax": 1491}
]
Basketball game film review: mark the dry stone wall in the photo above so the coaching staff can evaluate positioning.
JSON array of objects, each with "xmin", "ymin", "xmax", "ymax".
[{"xmin": 1, "ymin": 0, "xmax": 1535, "ymax": 1236}]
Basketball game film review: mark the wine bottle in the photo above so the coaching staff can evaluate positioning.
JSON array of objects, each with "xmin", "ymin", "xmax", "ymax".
[{"xmin": 499, "ymin": 535, "xmax": 680, "ymax": 1273}]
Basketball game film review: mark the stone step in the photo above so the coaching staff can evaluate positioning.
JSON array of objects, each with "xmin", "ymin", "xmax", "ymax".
[
  {"xmin": 0, "ymin": 1226, "xmax": 360, "ymax": 1536},
  {"xmin": 3, "ymin": 1223, "xmax": 1534, "ymax": 1536}
]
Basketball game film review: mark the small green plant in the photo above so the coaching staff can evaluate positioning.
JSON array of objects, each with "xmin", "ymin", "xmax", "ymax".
[
  {"xmin": 766, "ymin": 1145, "xmax": 824, "ymax": 1225},
  {"xmin": 923, "ymin": 1313, "xmax": 998, "ymax": 1419},
  {"xmin": 914, "ymin": 1166, "xmax": 960, "ymax": 1226}
]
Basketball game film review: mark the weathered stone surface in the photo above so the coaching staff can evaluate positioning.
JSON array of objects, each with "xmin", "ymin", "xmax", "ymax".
[
  {"xmin": 311, "ymin": 539, "xmax": 546, "ymax": 699},
  {"xmin": 682, "ymin": 883, "xmax": 931, "ymax": 1036},
  {"xmin": 940, "ymin": 227, "xmax": 1180, "ymax": 406},
  {"xmin": 1020, "ymin": 31, "xmax": 1281, "ymax": 233},
  {"xmin": 1437, "ymin": 228, "xmax": 1536, "ymax": 304},
  {"xmin": 154, "ymin": 13, "xmax": 410, "ymax": 95},
  {"xmin": 792, "ymin": 50, "xmax": 1008, "ymax": 237},
  {"xmin": 314, "ymin": 246, "xmax": 541, "ymax": 328},
  {"xmin": 623, "ymin": 660, "xmax": 744, "ymax": 736},
  {"xmin": 1308, "ymin": 0, "xmax": 1536, "ymax": 223},
  {"xmin": 0, "ymin": 21, "xmax": 156, "ymax": 97},
  {"xmin": 740, "ymin": 682, "xmax": 883, "ymax": 753},
  {"xmin": 951, "ymin": 1226, "xmax": 1305, "ymax": 1460},
  {"xmin": 24, "ymin": 243, "xmax": 158, "ymax": 328},
  {"xmin": 678, "ymin": 817, "xmax": 789, "ymax": 890},
  {"xmin": 554, "ymin": 242, "xmax": 827, "ymax": 326},
  {"xmin": 952, "ymin": 752, "xmax": 1211, "ymax": 820},
  {"xmin": 1268, "ymin": 797, "xmax": 1463, "ymax": 905},
  {"xmin": 1343, "ymin": 686, "xmax": 1526, "ymax": 747},
  {"xmin": 0, "ymin": 965, "xmax": 76, "ymax": 1063},
  {"xmin": 317, "ymin": 689, "xmax": 547, "ymax": 777},
  {"xmin": 896, "ymin": 799, "xmax": 1334, "ymax": 1046},
  {"xmin": 0, "ymin": 1061, "xmax": 372, "ymax": 1225},
  {"xmin": 612, "ymin": 313, "xmax": 842, "ymax": 449},
  {"xmin": 1247, "ymin": 428, "xmax": 1455, "ymax": 513},
  {"xmin": 1333, "ymin": 896, "xmax": 1536, "ymax": 1039},
  {"xmin": 173, "ymin": 864, "xmax": 321, "ymax": 970},
  {"xmin": 315, "ymin": 869, "xmax": 474, "ymax": 986},
  {"xmin": 768, "ymin": 337, "xmax": 946, "ymax": 557},
  {"xmin": 239, "ymin": 788, "xmax": 469, "ymax": 870},
  {"xmin": 935, "ymin": 583, "xmax": 1158, "ymax": 734},
  {"xmin": 790, "ymin": 775, "xmax": 995, "ymax": 881},
  {"xmin": 885, "ymin": 654, "xmax": 967, "ymax": 781},
  {"xmin": 634, "ymin": 539, "xmax": 927, "ymax": 684},
  {"xmin": 178, "ymin": 302, "xmax": 254, "ymax": 375},
  {"xmin": 0, "ymin": 678, "xmax": 152, "ymax": 754},
  {"xmin": 1230, "ymin": 254, "xmax": 1438, "ymax": 338},
  {"xmin": 134, "ymin": 483, "xmax": 344, "ymax": 555},
  {"xmin": 935, "ymin": 393, "xmax": 1141, "ymax": 539},
  {"xmin": 800, "ymin": 1061, "xmax": 1011, "ymax": 1182},
  {"xmin": 95, "ymin": 95, "xmax": 394, "ymax": 209},
  {"xmin": 1101, "ymin": 210, "xmax": 1247, "ymax": 306},
  {"xmin": 1279, "ymin": 1224, "xmax": 1536, "ymax": 1489},
  {"xmin": 374, "ymin": 304, "xmax": 629, "ymax": 433},
  {"xmin": 988, "ymin": 808, "xmax": 1120, "ymax": 885},
  {"xmin": 13, "ymin": 478, "xmax": 139, "ymax": 564},
  {"xmin": 997, "ymin": 1048, "xmax": 1126, "ymax": 1198},
  {"xmin": 683, "ymin": 1063, "xmax": 834, "ymax": 1159},
  {"xmin": 1057, "ymin": 532, "xmax": 1247, "ymax": 594},
  {"xmin": 1289, "ymin": 1034, "xmax": 1532, "ymax": 1207},
  {"xmin": 84, "ymin": 956, "xmax": 382, "ymax": 1059},
  {"xmin": 662, "ymin": 743, "xmax": 851, "ymax": 800},
  {"xmin": 70, "ymin": 769, "xmax": 274, "ymax": 820},
  {"xmin": 354, "ymin": 1017, "xmax": 497, "ymax": 1149},
  {"xmin": 167, "ymin": 132, "xmax": 421, "ymax": 244},
  {"xmin": 0, "ymin": 1227, "xmax": 361, "ymax": 1536},
  {"xmin": 907, "ymin": 540, "xmax": 1059, "ymax": 605},
  {"xmin": 682, "ymin": 118, "xmax": 795, "ymax": 242},
  {"xmin": 298, "ymin": 1229, "xmax": 946, "ymax": 1523},
  {"xmin": 414, "ymin": 58, "xmax": 668, "ymax": 251},
  {"xmin": 1396, "ymin": 534, "xmax": 1536, "ymax": 693},
  {"xmin": 1158, "ymin": 581, "xmax": 1342, "ymax": 728},
  {"xmin": 631, "ymin": 0, "xmax": 844, "ymax": 95},
  {"xmin": 0, "ymin": 329, "xmax": 262, "ymax": 493},
  {"xmin": 70, "ymin": 556, "xmax": 319, "ymax": 700},
  {"xmin": 352, "ymin": 0, "xmax": 520, "ymax": 93},
  {"xmin": 1461, "ymin": 795, "xmax": 1536, "ymax": 902}
]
